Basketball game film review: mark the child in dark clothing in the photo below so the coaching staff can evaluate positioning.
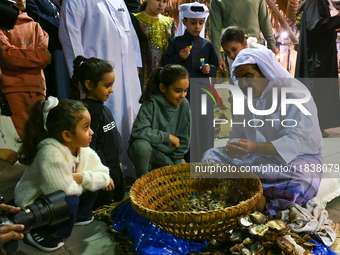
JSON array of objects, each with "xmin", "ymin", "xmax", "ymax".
[
  {"xmin": 162, "ymin": 2, "xmax": 218, "ymax": 79},
  {"xmin": 162, "ymin": 2, "xmax": 217, "ymax": 162},
  {"xmin": 71, "ymin": 56, "xmax": 124, "ymax": 208}
]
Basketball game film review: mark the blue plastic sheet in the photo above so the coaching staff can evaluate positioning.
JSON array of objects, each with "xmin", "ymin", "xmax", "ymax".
[
  {"xmin": 111, "ymin": 201, "xmax": 207, "ymax": 255},
  {"xmin": 311, "ymin": 239, "xmax": 339, "ymax": 255}
]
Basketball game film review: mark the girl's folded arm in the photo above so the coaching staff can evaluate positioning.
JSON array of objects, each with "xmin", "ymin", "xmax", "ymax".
[
  {"xmin": 39, "ymin": 160, "xmax": 83, "ymax": 196},
  {"xmin": 80, "ymin": 148, "xmax": 110, "ymax": 191},
  {"xmin": 131, "ymin": 103, "xmax": 170, "ymax": 144},
  {"xmin": 171, "ymin": 106, "xmax": 191, "ymax": 164},
  {"xmin": 0, "ymin": 31, "xmax": 50, "ymax": 69}
]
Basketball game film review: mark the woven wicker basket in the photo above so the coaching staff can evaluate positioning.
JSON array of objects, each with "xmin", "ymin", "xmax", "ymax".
[{"xmin": 130, "ymin": 162, "xmax": 263, "ymax": 241}]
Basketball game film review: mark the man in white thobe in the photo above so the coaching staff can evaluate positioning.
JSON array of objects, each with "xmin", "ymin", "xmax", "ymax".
[
  {"xmin": 202, "ymin": 49, "xmax": 323, "ymax": 216},
  {"xmin": 59, "ymin": 0, "xmax": 142, "ymax": 174}
]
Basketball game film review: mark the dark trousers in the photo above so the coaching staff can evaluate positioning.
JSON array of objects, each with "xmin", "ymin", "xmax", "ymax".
[
  {"xmin": 128, "ymin": 139, "xmax": 174, "ymax": 178},
  {"xmin": 33, "ymin": 190, "xmax": 98, "ymax": 240}
]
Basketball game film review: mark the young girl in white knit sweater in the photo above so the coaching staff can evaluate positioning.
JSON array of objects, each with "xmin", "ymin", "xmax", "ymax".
[{"xmin": 14, "ymin": 97, "xmax": 112, "ymax": 252}]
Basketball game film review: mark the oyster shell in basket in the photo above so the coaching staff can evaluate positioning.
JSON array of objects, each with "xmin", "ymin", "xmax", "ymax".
[{"xmin": 249, "ymin": 224, "xmax": 269, "ymax": 237}]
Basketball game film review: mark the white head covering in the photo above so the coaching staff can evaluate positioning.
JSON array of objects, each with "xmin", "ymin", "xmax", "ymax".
[
  {"xmin": 246, "ymin": 37, "xmax": 268, "ymax": 50},
  {"xmin": 177, "ymin": 2, "xmax": 209, "ymax": 38},
  {"xmin": 43, "ymin": 96, "xmax": 59, "ymax": 131},
  {"xmin": 327, "ymin": 0, "xmax": 339, "ymax": 16},
  {"xmin": 231, "ymin": 48, "xmax": 293, "ymax": 80}
]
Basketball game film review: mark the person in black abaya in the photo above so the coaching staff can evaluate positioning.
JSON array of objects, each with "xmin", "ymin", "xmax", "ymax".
[
  {"xmin": 124, "ymin": 0, "xmax": 140, "ymax": 14},
  {"xmin": 295, "ymin": 0, "xmax": 340, "ymax": 137}
]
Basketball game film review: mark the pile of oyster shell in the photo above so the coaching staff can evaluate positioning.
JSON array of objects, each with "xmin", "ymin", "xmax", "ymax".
[
  {"xmin": 162, "ymin": 190, "xmax": 234, "ymax": 212},
  {"xmin": 186, "ymin": 211, "xmax": 316, "ymax": 255}
]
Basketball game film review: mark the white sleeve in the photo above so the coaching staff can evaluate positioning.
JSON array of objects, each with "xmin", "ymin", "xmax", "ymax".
[
  {"xmin": 59, "ymin": 0, "xmax": 86, "ymax": 77},
  {"xmin": 271, "ymin": 102, "xmax": 314, "ymax": 163},
  {"xmin": 80, "ymin": 148, "xmax": 110, "ymax": 191},
  {"xmin": 38, "ymin": 148, "xmax": 83, "ymax": 196},
  {"xmin": 131, "ymin": 25, "xmax": 142, "ymax": 68}
]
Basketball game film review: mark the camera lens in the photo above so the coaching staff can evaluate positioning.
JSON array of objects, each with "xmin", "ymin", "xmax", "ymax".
[{"xmin": 11, "ymin": 191, "xmax": 69, "ymax": 231}]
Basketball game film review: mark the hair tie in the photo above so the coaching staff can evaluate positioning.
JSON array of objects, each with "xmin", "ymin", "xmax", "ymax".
[{"xmin": 43, "ymin": 96, "xmax": 59, "ymax": 131}]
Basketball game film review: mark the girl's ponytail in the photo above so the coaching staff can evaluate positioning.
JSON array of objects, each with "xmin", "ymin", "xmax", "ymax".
[
  {"xmin": 19, "ymin": 99, "xmax": 88, "ymax": 165},
  {"xmin": 140, "ymin": 1, "xmax": 147, "ymax": 12},
  {"xmin": 18, "ymin": 99, "xmax": 48, "ymax": 165},
  {"xmin": 70, "ymin": 56, "xmax": 88, "ymax": 100},
  {"xmin": 139, "ymin": 64, "xmax": 189, "ymax": 104},
  {"xmin": 70, "ymin": 56, "xmax": 114, "ymax": 99},
  {"xmin": 139, "ymin": 67, "xmax": 163, "ymax": 103}
]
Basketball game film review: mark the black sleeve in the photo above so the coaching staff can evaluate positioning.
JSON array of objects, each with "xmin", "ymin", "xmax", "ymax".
[
  {"xmin": 170, "ymin": 20, "xmax": 176, "ymax": 39},
  {"xmin": 130, "ymin": 13, "xmax": 147, "ymax": 53},
  {"xmin": 26, "ymin": 0, "xmax": 60, "ymax": 27},
  {"xmin": 162, "ymin": 39, "xmax": 183, "ymax": 66},
  {"xmin": 305, "ymin": 0, "xmax": 340, "ymax": 32},
  {"xmin": 87, "ymin": 107, "xmax": 107, "ymax": 165}
]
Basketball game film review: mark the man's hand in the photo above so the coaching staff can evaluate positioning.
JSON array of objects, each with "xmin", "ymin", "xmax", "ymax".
[
  {"xmin": 227, "ymin": 139, "xmax": 256, "ymax": 155},
  {"xmin": 0, "ymin": 204, "xmax": 21, "ymax": 216},
  {"xmin": 0, "ymin": 149, "xmax": 18, "ymax": 165},
  {"xmin": 179, "ymin": 47, "xmax": 191, "ymax": 60},
  {"xmin": 218, "ymin": 60, "xmax": 226, "ymax": 72},
  {"xmin": 0, "ymin": 224, "xmax": 24, "ymax": 255},
  {"xmin": 226, "ymin": 139, "xmax": 279, "ymax": 158},
  {"xmin": 0, "ymin": 204, "xmax": 24, "ymax": 255},
  {"xmin": 103, "ymin": 178, "xmax": 115, "ymax": 191},
  {"xmin": 225, "ymin": 139, "xmax": 256, "ymax": 158},
  {"xmin": 200, "ymin": 64, "xmax": 211, "ymax": 74},
  {"xmin": 169, "ymin": 134, "xmax": 180, "ymax": 149},
  {"xmin": 225, "ymin": 147, "xmax": 240, "ymax": 159},
  {"xmin": 0, "ymin": 225, "xmax": 24, "ymax": 243}
]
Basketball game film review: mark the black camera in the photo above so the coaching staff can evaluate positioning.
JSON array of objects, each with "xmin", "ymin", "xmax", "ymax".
[
  {"xmin": 0, "ymin": 0, "xmax": 18, "ymax": 31},
  {"xmin": 0, "ymin": 190, "xmax": 69, "ymax": 232},
  {"xmin": 0, "ymin": 191, "xmax": 69, "ymax": 254}
]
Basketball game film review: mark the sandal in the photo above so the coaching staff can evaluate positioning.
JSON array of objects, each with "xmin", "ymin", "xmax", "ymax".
[{"xmin": 321, "ymin": 130, "xmax": 329, "ymax": 138}]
